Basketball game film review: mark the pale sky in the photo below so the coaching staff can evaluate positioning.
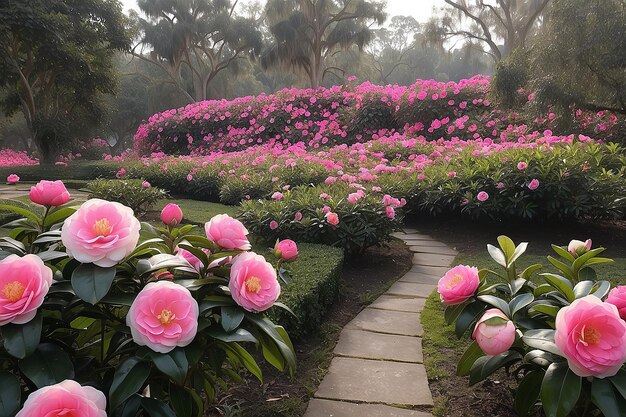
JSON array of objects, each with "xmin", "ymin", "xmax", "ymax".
[{"xmin": 120, "ymin": 0, "xmax": 442, "ymax": 23}]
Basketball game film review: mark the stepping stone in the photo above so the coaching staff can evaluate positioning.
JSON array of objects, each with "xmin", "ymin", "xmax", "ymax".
[
  {"xmin": 409, "ymin": 246, "xmax": 458, "ymax": 256},
  {"xmin": 398, "ymin": 272, "xmax": 440, "ymax": 285},
  {"xmin": 401, "ymin": 235, "xmax": 434, "ymax": 241},
  {"xmin": 407, "ymin": 240, "xmax": 451, "ymax": 248},
  {"xmin": 346, "ymin": 308, "xmax": 423, "ymax": 336},
  {"xmin": 413, "ymin": 253, "xmax": 456, "ymax": 267},
  {"xmin": 391, "ymin": 232, "xmax": 407, "ymax": 238},
  {"xmin": 402, "ymin": 228, "xmax": 421, "ymax": 234},
  {"xmin": 387, "ymin": 282, "xmax": 436, "ymax": 298},
  {"xmin": 304, "ymin": 399, "xmax": 432, "ymax": 417},
  {"xmin": 315, "ymin": 357, "xmax": 433, "ymax": 406},
  {"xmin": 334, "ymin": 329, "xmax": 423, "ymax": 363},
  {"xmin": 370, "ymin": 295, "xmax": 426, "ymax": 313},
  {"xmin": 409, "ymin": 265, "xmax": 450, "ymax": 277}
]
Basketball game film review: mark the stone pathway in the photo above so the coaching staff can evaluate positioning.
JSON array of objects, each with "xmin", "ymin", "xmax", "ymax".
[
  {"xmin": 303, "ymin": 228, "xmax": 457, "ymax": 417},
  {"xmin": 0, "ymin": 185, "xmax": 89, "ymax": 201}
]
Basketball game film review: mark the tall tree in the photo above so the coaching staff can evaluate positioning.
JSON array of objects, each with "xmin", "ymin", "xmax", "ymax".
[
  {"xmin": 429, "ymin": 0, "xmax": 551, "ymax": 61},
  {"xmin": 261, "ymin": 0, "xmax": 386, "ymax": 88},
  {"xmin": 131, "ymin": 0, "xmax": 263, "ymax": 102},
  {"xmin": 0, "ymin": 0, "xmax": 129, "ymax": 163},
  {"xmin": 369, "ymin": 16, "xmax": 421, "ymax": 84}
]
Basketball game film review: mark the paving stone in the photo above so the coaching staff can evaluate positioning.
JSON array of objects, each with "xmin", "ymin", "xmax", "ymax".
[
  {"xmin": 391, "ymin": 232, "xmax": 407, "ymax": 238},
  {"xmin": 409, "ymin": 245, "xmax": 458, "ymax": 256},
  {"xmin": 335, "ymin": 329, "xmax": 423, "ymax": 363},
  {"xmin": 413, "ymin": 253, "xmax": 456, "ymax": 267},
  {"xmin": 315, "ymin": 357, "xmax": 433, "ymax": 406},
  {"xmin": 346, "ymin": 308, "xmax": 422, "ymax": 336},
  {"xmin": 400, "ymin": 235, "xmax": 434, "ymax": 241},
  {"xmin": 409, "ymin": 265, "xmax": 450, "ymax": 277},
  {"xmin": 304, "ymin": 399, "xmax": 432, "ymax": 417},
  {"xmin": 406, "ymin": 240, "xmax": 452, "ymax": 248},
  {"xmin": 402, "ymin": 227, "xmax": 421, "ymax": 234},
  {"xmin": 369, "ymin": 295, "xmax": 426, "ymax": 312},
  {"xmin": 398, "ymin": 272, "xmax": 441, "ymax": 285},
  {"xmin": 387, "ymin": 282, "xmax": 437, "ymax": 298}
]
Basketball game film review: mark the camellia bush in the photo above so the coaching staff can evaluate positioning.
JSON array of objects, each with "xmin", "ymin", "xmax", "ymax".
[
  {"xmin": 0, "ymin": 180, "xmax": 296, "ymax": 417},
  {"xmin": 439, "ymin": 236, "xmax": 626, "ymax": 417}
]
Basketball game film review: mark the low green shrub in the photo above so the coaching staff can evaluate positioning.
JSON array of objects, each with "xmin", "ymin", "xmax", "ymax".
[
  {"xmin": 264, "ymin": 243, "xmax": 344, "ymax": 339},
  {"xmin": 86, "ymin": 178, "xmax": 168, "ymax": 214},
  {"xmin": 240, "ymin": 183, "xmax": 405, "ymax": 254}
]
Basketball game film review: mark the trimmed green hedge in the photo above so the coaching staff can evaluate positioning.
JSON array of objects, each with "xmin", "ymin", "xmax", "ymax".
[{"xmin": 265, "ymin": 243, "xmax": 344, "ymax": 339}]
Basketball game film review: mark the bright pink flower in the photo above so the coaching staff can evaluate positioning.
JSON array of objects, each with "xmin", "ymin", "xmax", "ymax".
[
  {"xmin": 567, "ymin": 239, "xmax": 592, "ymax": 256},
  {"xmin": 16, "ymin": 380, "xmax": 106, "ymax": 417},
  {"xmin": 161, "ymin": 203, "xmax": 183, "ymax": 226},
  {"xmin": 322, "ymin": 205, "xmax": 331, "ymax": 214},
  {"xmin": 477, "ymin": 191, "xmax": 489, "ymax": 202},
  {"xmin": 269, "ymin": 220, "xmax": 279, "ymax": 230},
  {"xmin": 0, "ymin": 254, "xmax": 52, "ymax": 325},
  {"xmin": 555, "ymin": 295, "xmax": 626, "ymax": 378},
  {"xmin": 319, "ymin": 193, "xmax": 331, "ymax": 200},
  {"xmin": 294, "ymin": 211, "xmax": 303, "ymax": 221},
  {"xmin": 205, "ymin": 214, "xmax": 251, "ymax": 250},
  {"xmin": 271, "ymin": 192, "xmax": 283, "ymax": 200},
  {"xmin": 347, "ymin": 192, "xmax": 361, "ymax": 204},
  {"xmin": 274, "ymin": 239, "xmax": 298, "ymax": 262},
  {"xmin": 527, "ymin": 179, "xmax": 540, "ymax": 190},
  {"xmin": 517, "ymin": 161, "xmax": 528, "ymax": 170},
  {"xmin": 437, "ymin": 265, "xmax": 480, "ymax": 305},
  {"xmin": 61, "ymin": 199, "xmax": 140, "ymax": 267},
  {"xmin": 606, "ymin": 286, "xmax": 626, "ymax": 320},
  {"xmin": 496, "ymin": 182, "xmax": 505, "ymax": 189},
  {"xmin": 115, "ymin": 168, "xmax": 126, "ymax": 179},
  {"xmin": 176, "ymin": 247, "xmax": 206, "ymax": 271},
  {"xmin": 229, "ymin": 252, "xmax": 280, "ymax": 312},
  {"xmin": 142, "ymin": 181, "xmax": 151, "ymax": 188},
  {"xmin": 29, "ymin": 180, "xmax": 70, "ymax": 206},
  {"xmin": 385, "ymin": 205, "xmax": 396, "ymax": 219},
  {"xmin": 447, "ymin": 171, "xmax": 456, "ymax": 178},
  {"xmin": 127, "ymin": 281, "xmax": 199, "ymax": 353},
  {"xmin": 6, "ymin": 174, "xmax": 19, "ymax": 184},
  {"xmin": 473, "ymin": 309, "xmax": 516, "ymax": 355},
  {"xmin": 325, "ymin": 211, "xmax": 339, "ymax": 225}
]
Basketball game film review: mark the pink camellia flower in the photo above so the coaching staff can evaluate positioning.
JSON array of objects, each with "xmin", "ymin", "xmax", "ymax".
[
  {"xmin": 555, "ymin": 295, "xmax": 626, "ymax": 378},
  {"xmin": 127, "ymin": 281, "xmax": 199, "ymax": 353},
  {"xmin": 294, "ymin": 211, "xmax": 303, "ymax": 221},
  {"xmin": 269, "ymin": 220, "xmax": 279, "ymax": 230},
  {"xmin": 496, "ymin": 182, "xmax": 505, "ymax": 189},
  {"xmin": 567, "ymin": 239, "xmax": 592, "ymax": 256},
  {"xmin": 274, "ymin": 239, "xmax": 298, "ymax": 262},
  {"xmin": 527, "ymin": 179, "xmax": 540, "ymax": 190},
  {"xmin": 517, "ymin": 161, "xmax": 528, "ymax": 170},
  {"xmin": 0, "ymin": 254, "xmax": 53, "ymax": 325},
  {"xmin": 29, "ymin": 180, "xmax": 71, "ymax": 206},
  {"xmin": 16, "ymin": 380, "xmax": 106, "ymax": 417},
  {"xmin": 176, "ymin": 247, "xmax": 205, "ymax": 271},
  {"xmin": 61, "ymin": 199, "xmax": 141, "ymax": 267},
  {"xmin": 271, "ymin": 192, "xmax": 283, "ymax": 200},
  {"xmin": 205, "ymin": 214, "xmax": 251, "ymax": 250},
  {"xmin": 325, "ymin": 211, "xmax": 339, "ymax": 226},
  {"xmin": 142, "ymin": 181, "xmax": 151, "ymax": 188},
  {"xmin": 161, "ymin": 203, "xmax": 183, "ymax": 226},
  {"xmin": 477, "ymin": 191, "xmax": 489, "ymax": 202},
  {"xmin": 472, "ymin": 309, "xmax": 516, "ymax": 355},
  {"xmin": 115, "ymin": 168, "xmax": 126, "ymax": 179},
  {"xmin": 347, "ymin": 192, "xmax": 361, "ymax": 204},
  {"xmin": 229, "ymin": 252, "xmax": 280, "ymax": 312},
  {"xmin": 385, "ymin": 205, "xmax": 395, "ymax": 219},
  {"xmin": 6, "ymin": 174, "xmax": 19, "ymax": 184},
  {"xmin": 437, "ymin": 265, "xmax": 480, "ymax": 305},
  {"xmin": 606, "ymin": 286, "xmax": 626, "ymax": 320}
]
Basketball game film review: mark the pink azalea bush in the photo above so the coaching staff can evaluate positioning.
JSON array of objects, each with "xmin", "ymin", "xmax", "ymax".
[
  {"xmin": 0, "ymin": 182, "xmax": 296, "ymax": 417},
  {"xmin": 440, "ymin": 235, "xmax": 626, "ymax": 416},
  {"xmin": 0, "ymin": 149, "xmax": 38, "ymax": 166}
]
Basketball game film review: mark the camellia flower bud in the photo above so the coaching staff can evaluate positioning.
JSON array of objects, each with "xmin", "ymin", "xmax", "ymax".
[
  {"xmin": 274, "ymin": 239, "xmax": 298, "ymax": 262},
  {"xmin": 567, "ymin": 239, "xmax": 592, "ymax": 256},
  {"xmin": 161, "ymin": 203, "xmax": 183, "ymax": 226}
]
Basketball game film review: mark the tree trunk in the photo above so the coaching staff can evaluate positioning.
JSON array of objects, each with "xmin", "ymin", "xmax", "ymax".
[{"xmin": 32, "ymin": 127, "xmax": 57, "ymax": 165}]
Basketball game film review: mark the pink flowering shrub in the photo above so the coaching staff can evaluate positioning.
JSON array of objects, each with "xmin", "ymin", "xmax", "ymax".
[
  {"xmin": 440, "ymin": 235, "xmax": 626, "ymax": 417},
  {"xmin": 0, "ymin": 149, "xmax": 38, "ymax": 166},
  {"xmin": 0, "ymin": 188, "xmax": 296, "ymax": 417}
]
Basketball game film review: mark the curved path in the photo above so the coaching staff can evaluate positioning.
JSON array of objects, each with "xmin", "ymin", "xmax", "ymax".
[{"xmin": 303, "ymin": 228, "xmax": 457, "ymax": 417}]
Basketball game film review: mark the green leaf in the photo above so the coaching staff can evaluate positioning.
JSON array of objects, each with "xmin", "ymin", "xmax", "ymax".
[
  {"xmin": 223, "ymin": 342, "xmax": 263, "ymax": 382},
  {"xmin": 1, "ymin": 313, "xmax": 42, "ymax": 359},
  {"xmin": 572, "ymin": 247, "xmax": 605, "ymax": 272},
  {"xmin": 610, "ymin": 369, "xmax": 626, "ymax": 400},
  {"xmin": 71, "ymin": 263, "xmax": 116, "ymax": 304},
  {"xmin": 509, "ymin": 293, "xmax": 534, "ymax": 317},
  {"xmin": 522, "ymin": 329, "xmax": 562, "ymax": 356},
  {"xmin": 514, "ymin": 371, "xmax": 544, "ymax": 417},
  {"xmin": 18, "ymin": 343, "xmax": 74, "ymax": 388},
  {"xmin": 456, "ymin": 341, "xmax": 484, "ymax": 377},
  {"xmin": 0, "ymin": 204, "xmax": 40, "ymax": 223},
  {"xmin": 497, "ymin": 235, "xmax": 516, "ymax": 260},
  {"xmin": 540, "ymin": 273, "xmax": 575, "ymax": 302},
  {"xmin": 169, "ymin": 385, "xmax": 193, "ymax": 417},
  {"xmin": 530, "ymin": 303, "xmax": 559, "ymax": 318},
  {"xmin": 573, "ymin": 281, "xmax": 594, "ymax": 298},
  {"xmin": 43, "ymin": 207, "xmax": 76, "ymax": 228},
  {"xmin": 477, "ymin": 295, "xmax": 511, "ymax": 317},
  {"xmin": 150, "ymin": 349, "xmax": 189, "ymax": 384},
  {"xmin": 206, "ymin": 327, "xmax": 258, "ymax": 343},
  {"xmin": 521, "ymin": 263, "xmax": 543, "ymax": 280},
  {"xmin": 591, "ymin": 377, "xmax": 626, "ymax": 417},
  {"xmin": 551, "ymin": 244, "xmax": 575, "ymax": 262},
  {"xmin": 509, "ymin": 242, "xmax": 528, "ymax": 265},
  {"xmin": 455, "ymin": 302, "xmax": 486, "ymax": 338},
  {"xmin": 591, "ymin": 281, "xmax": 611, "ymax": 299},
  {"xmin": 487, "ymin": 244, "xmax": 506, "ymax": 267},
  {"xmin": 221, "ymin": 306, "xmax": 244, "ymax": 333},
  {"xmin": 547, "ymin": 256, "xmax": 575, "ymax": 280},
  {"xmin": 469, "ymin": 351, "xmax": 522, "ymax": 386},
  {"xmin": 0, "ymin": 371, "xmax": 21, "ymax": 417},
  {"xmin": 109, "ymin": 357, "xmax": 150, "ymax": 411},
  {"xmin": 540, "ymin": 362, "xmax": 581, "ymax": 417},
  {"xmin": 141, "ymin": 397, "xmax": 176, "ymax": 417}
]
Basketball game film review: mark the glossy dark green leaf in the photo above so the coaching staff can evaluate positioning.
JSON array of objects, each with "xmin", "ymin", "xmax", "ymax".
[
  {"xmin": 1, "ymin": 313, "xmax": 42, "ymax": 359},
  {"xmin": 497, "ymin": 235, "xmax": 516, "ymax": 260},
  {"xmin": 541, "ymin": 273, "xmax": 574, "ymax": 302},
  {"xmin": 469, "ymin": 351, "xmax": 522, "ymax": 386},
  {"xmin": 206, "ymin": 327, "xmax": 258, "ymax": 343},
  {"xmin": 540, "ymin": 362, "xmax": 581, "ymax": 417},
  {"xmin": 221, "ymin": 306, "xmax": 244, "ymax": 333},
  {"xmin": 477, "ymin": 295, "xmax": 511, "ymax": 317},
  {"xmin": 109, "ymin": 357, "xmax": 150, "ymax": 411},
  {"xmin": 551, "ymin": 244, "xmax": 575, "ymax": 262},
  {"xmin": 509, "ymin": 293, "xmax": 534, "ymax": 317},
  {"xmin": 169, "ymin": 384, "xmax": 193, "ymax": 417},
  {"xmin": 443, "ymin": 302, "xmax": 467, "ymax": 325},
  {"xmin": 522, "ymin": 329, "xmax": 562, "ymax": 356},
  {"xmin": 455, "ymin": 302, "xmax": 486, "ymax": 338},
  {"xmin": 456, "ymin": 341, "xmax": 483, "ymax": 376},
  {"xmin": 150, "ymin": 349, "xmax": 189, "ymax": 384},
  {"xmin": 610, "ymin": 369, "xmax": 626, "ymax": 400},
  {"xmin": 514, "ymin": 371, "xmax": 544, "ymax": 417},
  {"xmin": 0, "ymin": 371, "xmax": 21, "ymax": 417},
  {"xmin": 591, "ymin": 377, "xmax": 626, "ymax": 417},
  {"xmin": 18, "ymin": 343, "xmax": 74, "ymax": 388},
  {"xmin": 71, "ymin": 263, "xmax": 116, "ymax": 304},
  {"xmin": 141, "ymin": 397, "xmax": 176, "ymax": 417}
]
